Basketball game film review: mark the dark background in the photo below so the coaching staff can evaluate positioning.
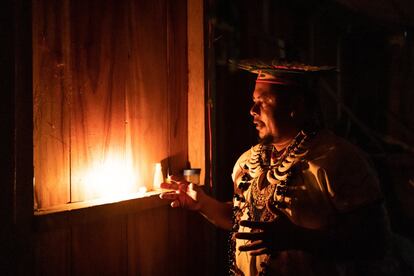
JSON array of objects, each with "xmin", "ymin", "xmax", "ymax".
[
  {"xmin": 208, "ymin": 0, "xmax": 414, "ymax": 272},
  {"xmin": 2, "ymin": 0, "xmax": 414, "ymax": 275}
]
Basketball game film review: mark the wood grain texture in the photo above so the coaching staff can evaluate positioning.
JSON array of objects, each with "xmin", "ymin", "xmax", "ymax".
[
  {"xmin": 34, "ymin": 197, "xmax": 217, "ymax": 276},
  {"xmin": 166, "ymin": 0, "xmax": 188, "ymax": 175},
  {"xmin": 125, "ymin": 0, "xmax": 169, "ymax": 190},
  {"xmin": 33, "ymin": 0, "xmax": 70, "ymax": 208},
  {"xmin": 71, "ymin": 215, "xmax": 127, "ymax": 275},
  {"xmin": 188, "ymin": 0, "xmax": 206, "ymax": 183},
  {"xmin": 33, "ymin": 0, "xmax": 188, "ymax": 208},
  {"xmin": 69, "ymin": 0, "xmax": 129, "ymax": 202},
  {"xmin": 31, "ymin": 0, "xmax": 210, "ymax": 274},
  {"xmin": 127, "ymin": 206, "xmax": 170, "ymax": 275},
  {"xmin": 34, "ymin": 229, "xmax": 70, "ymax": 276}
]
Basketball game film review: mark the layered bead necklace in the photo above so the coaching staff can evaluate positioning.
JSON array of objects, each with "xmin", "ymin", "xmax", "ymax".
[{"xmin": 228, "ymin": 129, "xmax": 315, "ymax": 276}]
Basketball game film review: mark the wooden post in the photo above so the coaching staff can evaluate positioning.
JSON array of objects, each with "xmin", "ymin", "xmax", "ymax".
[{"xmin": 187, "ymin": 0, "xmax": 206, "ymax": 183}]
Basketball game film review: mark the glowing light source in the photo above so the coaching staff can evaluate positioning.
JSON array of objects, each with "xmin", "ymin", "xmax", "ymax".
[{"xmin": 82, "ymin": 154, "xmax": 143, "ymax": 202}]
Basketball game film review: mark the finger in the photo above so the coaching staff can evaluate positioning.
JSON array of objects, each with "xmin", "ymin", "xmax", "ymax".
[
  {"xmin": 159, "ymin": 191, "xmax": 179, "ymax": 200},
  {"xmin": 170, "ymin": 175, "xmax": 187, "ymax": 183},
  {"xmin": 171, "ymin": 200, "xmax": 180, "ymax": 208},
  {"xmin": 238, "ymin": 240, "xmax": 265, "ymax": 252},
  {"xmin": 239, "ymin": 220, "xmax": 268, "ymax": 230},
  {"xmin": 178, "ymin": 183, "xmax": 189, "ymax": 193},
  {"xmin": 160, "ymin": 182, "xmax": 179, "ymax": 190},
  {"xmin": 234, "ymin": 231, "xmax": 264, "ymax": 241},
  {"xmin": 164, "ymin": 179, "xmax": 188, "ymax": 193}
]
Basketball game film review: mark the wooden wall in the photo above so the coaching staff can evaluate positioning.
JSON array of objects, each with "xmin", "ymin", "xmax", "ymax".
[
  {"xmin": 33, "ymin": 0, "xmax": 188, "ymax": 208},
  {"xmin": 34, "ymin": 196, "xmax": 216, "ymax": 276},
  {"xmin": 30, "ymin": 0, "xmax": 218, "ymax": 275}
]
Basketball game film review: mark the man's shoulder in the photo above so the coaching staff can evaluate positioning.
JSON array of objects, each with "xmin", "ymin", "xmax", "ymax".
[
  {"xmin": 309, "ymin": 129, "xmax": 368, "ymax": 161},
  {"xmin": 307, "ymin": 129, "xmax": 382, "ymax": 212}
]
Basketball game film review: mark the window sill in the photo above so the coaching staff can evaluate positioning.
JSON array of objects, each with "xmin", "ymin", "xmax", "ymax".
[
  {"xmin": 34, "ymin": 189, "xmax": 171, "ymax": 231},
  {"xmin": 34, "ymin": 189, "xmax": 165, "ymax": 215}
]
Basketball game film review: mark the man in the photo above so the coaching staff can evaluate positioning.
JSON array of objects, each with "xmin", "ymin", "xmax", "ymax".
[{"xmin": 160, "ymin": 60, "xmax": 404, "ymax": 275}]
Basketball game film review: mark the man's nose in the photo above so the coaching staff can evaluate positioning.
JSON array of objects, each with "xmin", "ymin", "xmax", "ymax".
[{"xmin": 250, "ymin": 103, "xmax": 259, "ymax": 116}]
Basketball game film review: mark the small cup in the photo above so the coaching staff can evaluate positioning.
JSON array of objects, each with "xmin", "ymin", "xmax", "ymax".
[{"xmin": 183, "ymin": 168, "xmax": 201, "ymax": 185}]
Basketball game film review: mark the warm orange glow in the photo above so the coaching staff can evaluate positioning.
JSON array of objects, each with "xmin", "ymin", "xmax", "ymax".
[{"xmin": 81, "ymin": 153, "xmax": 144, "ymax": 202}]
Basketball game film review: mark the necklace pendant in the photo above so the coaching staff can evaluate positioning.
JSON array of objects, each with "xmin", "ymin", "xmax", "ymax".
[{"xmin": 276, "ymin": 184, "xmax": 288, "ymax": 196}]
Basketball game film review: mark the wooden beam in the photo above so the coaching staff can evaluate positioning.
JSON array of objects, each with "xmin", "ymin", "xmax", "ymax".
[
  {"xmin": 13, "ymin": 0, "xmax": 34, "ymax": 274},
  {"xmin": 187, "ymin": 0, "xmax": 206, "ymax": 183}
]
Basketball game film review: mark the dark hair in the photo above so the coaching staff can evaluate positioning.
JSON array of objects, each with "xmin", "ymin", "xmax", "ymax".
[{"xmin": 270, "ymin": 80, "xmax": 323, "ymax": 131}]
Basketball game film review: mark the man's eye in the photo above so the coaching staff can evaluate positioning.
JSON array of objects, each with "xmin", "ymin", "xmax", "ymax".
[{"xmin": 255, "ymin": 102, "xmax": 263, "ymax": 108}]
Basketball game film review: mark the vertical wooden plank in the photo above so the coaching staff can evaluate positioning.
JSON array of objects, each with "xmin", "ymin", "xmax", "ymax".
[
  {"xmin": 185, "ymin": 211, "xmax": 217, "ymax": 276},
  {"xmin": 167, "ymin": 0, "xmax": 191, "ymax": 275},
  {"xmin": 71, "ymin": 216, "xmax": 126, "ymax": 275},
  {"xmin": 126, "ymin": 0, "xmax": 169, "ymax": 188},
  {"xmin": 188, "ymin": 0, "xmax": 206, "ymax": 182},
  {"xmin": 127, "ymin": 206, "xmax": 171, "ymax": 275},
  {"xmin": 34, "ymin": 229, "xmax": 70, "ymax": 276},
  {"xmin": 69, "ymin": 0, "xmax": 129, "ymax": 201},
  {"xmin": 166, "ymin": 207, "xmax": 192, "ymax": 276},
  {"xmin": 167, "ymin": 0, "xmax": 188, "ymax": 175},
  {"xmin": 33, "ymin": 0, "xmax": 70, "ymax": 208}
]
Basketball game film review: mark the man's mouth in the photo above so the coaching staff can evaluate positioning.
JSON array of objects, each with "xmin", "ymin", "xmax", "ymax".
[{"xmin": 254, "ymin": 121, "xmax": 265, "ymax": 129}]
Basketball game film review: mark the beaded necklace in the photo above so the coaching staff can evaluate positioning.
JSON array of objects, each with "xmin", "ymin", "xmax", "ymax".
[{"xmin": 228, "ymin": 130, "xmax": 315, "ymax": 276}]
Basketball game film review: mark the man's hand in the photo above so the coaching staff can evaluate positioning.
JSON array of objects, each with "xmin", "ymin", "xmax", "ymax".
[
  {"xmin": 235, "ymin": 208, "xmax": 304, "ymax": 256},
  {"xmin": 159, "ymin": 176, "xmax": 203, "ymax": 211}
]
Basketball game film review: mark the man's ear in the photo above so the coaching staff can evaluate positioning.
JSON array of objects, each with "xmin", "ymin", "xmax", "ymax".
[{"xmin": 289, "ymin": 94, "xmax": 305, "ymax": 114}]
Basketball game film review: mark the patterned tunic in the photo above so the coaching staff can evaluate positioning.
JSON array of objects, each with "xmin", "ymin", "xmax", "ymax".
[{"xmin": 231, "ymin": 130, "xmax": 397, "ymax": 276}]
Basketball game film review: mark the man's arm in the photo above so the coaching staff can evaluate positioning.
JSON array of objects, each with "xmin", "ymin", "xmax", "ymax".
[
  {"xmin": 160, "ymin": 180, "xmax": 233, "ymax": 230},
  {"xmin": 197, "ymin": 194, "xmax": 233, "ymax": 230}
]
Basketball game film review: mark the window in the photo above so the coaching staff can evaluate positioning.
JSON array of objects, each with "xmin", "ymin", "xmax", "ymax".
[{"xmin": 33, "ymin": 0, "xmax": 189, "ymax": 211}]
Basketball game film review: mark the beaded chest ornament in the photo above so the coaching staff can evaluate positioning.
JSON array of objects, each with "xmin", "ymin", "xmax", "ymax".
[{"xmin": 228, "ymin": 130, "xmax": 314, "ymax": 276}]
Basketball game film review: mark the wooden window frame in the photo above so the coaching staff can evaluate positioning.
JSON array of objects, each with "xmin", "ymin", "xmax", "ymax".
[{"xmin": 30, "ymin": 0, "xmax": 205, "ymax": 215}]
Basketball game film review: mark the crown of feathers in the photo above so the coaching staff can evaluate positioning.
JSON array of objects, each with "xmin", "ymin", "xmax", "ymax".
[{"xmin": 230, "ymin": 59, "xmax": 335, "ymax": 74}]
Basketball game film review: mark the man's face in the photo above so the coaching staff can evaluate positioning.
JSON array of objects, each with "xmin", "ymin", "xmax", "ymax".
[{"xmin": 250, "ymin": 82, "xmax": 291, "ymax": 143}]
